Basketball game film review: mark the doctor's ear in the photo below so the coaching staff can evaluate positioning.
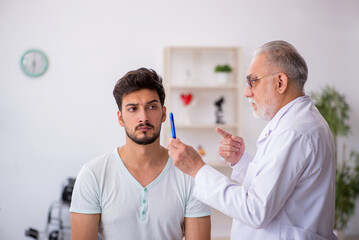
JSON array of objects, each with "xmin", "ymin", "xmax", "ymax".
[{"xmin": 277, "ymin": 73, "xmax": 288, "ymax": 94}]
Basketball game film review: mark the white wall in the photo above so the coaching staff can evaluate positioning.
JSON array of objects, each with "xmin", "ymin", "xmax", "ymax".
[{"xmin": 1, "ymin": 0, "xmax": 359, "ymax": 239}]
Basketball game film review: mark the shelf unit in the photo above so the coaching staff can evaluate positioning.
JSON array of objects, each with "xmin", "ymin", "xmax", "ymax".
[
  {"xmin": 163, "ymin": 46, "xmax": 241, "ymax": 239},
  {"xmin": 163, "ymin": 46, "xmax": 242, "ymax": 167}
]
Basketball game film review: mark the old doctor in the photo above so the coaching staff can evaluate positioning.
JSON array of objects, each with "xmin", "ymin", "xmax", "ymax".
[{"xmin": 167, "ymin": 40, "xmax": 336, "ymax": 240}]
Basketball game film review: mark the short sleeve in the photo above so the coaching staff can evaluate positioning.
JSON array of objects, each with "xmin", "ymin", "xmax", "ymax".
[
  {"xmin": 184, "ymin": 178, "xmax": 212, "ymax": 218},
  {"xmin": 70, "ymin": 165, "xmax": 102, "ymax": 214}
]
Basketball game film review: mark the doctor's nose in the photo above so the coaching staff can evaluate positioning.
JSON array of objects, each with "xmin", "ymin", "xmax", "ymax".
[{"xmin": 244, "ymin": 85, "xmax": 254, "ymax": 98}]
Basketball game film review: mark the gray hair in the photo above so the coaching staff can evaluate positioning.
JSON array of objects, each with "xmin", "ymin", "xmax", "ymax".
[{"xmin": 254, "ymin": 40, "xmax": 308, "ymax": 92}]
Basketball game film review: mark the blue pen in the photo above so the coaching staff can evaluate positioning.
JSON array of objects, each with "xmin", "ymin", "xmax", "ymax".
[{"xmin": 169, "ymin": 112, "xmax": 176, "ymax": 139}]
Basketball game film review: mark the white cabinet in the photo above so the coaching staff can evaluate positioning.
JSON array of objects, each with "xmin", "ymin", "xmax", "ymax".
[
  {"xmin": 163, "ymin": 47, "xmax": 241, "ymax": 240},
  {"xmin": 163, "ymin": 47, "xmax": 242, "ymax": 167}
]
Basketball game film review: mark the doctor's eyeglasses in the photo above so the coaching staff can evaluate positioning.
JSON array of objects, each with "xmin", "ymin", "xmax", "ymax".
[{"xmin": 246, "ymin": 72, "xmax": 280, "ymax": 89}]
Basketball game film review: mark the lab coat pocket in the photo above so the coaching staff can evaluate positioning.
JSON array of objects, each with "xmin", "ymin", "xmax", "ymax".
[{"xmin": 280, "ymin": 225, "xmax": 327, "ymax": 240}]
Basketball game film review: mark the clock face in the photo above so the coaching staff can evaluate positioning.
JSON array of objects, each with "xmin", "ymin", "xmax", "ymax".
[{"xmin": 20, "ymin": 49, "xmax": 48, "ymax": 77}]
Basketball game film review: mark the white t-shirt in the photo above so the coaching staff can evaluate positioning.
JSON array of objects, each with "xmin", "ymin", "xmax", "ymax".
[
  {"xmin": 194, "ymin": 96, "xmax": 336, "ymax": 240},
  {"xmin": 70, "ymin": 148, "xmax": 211, "ymax": 240}
]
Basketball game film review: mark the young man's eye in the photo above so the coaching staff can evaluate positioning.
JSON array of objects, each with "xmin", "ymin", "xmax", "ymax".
[
  {"xmin": 148, "ymin": 105, "xmax": 157, "ymax": 110},
  {"xmin": 128, "ymin": 107, "xmax": 137, "ymax": 112}
]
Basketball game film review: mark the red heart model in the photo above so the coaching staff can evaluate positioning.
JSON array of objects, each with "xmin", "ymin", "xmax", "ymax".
[{"xmin": 180, "ymin": 93, "xmax": 192, "ymax": 106}]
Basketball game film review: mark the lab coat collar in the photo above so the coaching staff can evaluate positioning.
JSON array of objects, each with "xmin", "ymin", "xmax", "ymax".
[{"xmin": 257, "ymin": 95, "xmax": 309, "ymax": 143}]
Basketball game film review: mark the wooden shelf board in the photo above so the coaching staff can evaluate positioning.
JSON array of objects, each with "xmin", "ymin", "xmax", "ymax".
[
  {"xmin": 166, "ymin": 124, "xmax": 238, "ymax": 129},
  {"xmin": 170, "ymin": 84, "xmax": 238, "ymax": 90}
]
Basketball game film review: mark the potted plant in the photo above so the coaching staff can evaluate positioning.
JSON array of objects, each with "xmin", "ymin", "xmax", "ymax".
[
  {"xmin": 311, "ymin": 86, "xmax": 359, "ymax": 239},
  {"xmin": 214, "ymin": 64, "xmax": 232, "ymax": 85}
]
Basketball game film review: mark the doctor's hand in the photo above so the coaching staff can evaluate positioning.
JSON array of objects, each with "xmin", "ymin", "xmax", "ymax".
[
  {"xmin": 167, "ymin": 138, "xmax": 205, "ymax": 178},
  {"xmin": 216, "ymin": 128, "xmax": 245, "ymax": 165}
]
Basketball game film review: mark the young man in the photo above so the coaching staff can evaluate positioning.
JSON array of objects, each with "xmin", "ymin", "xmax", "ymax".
[
  {"xmin": 70, "ymin": 68, "xmax": 211, "ymax": 240},
  {"xmin": 168, "ymin": 41, "xmax": 336, "ymax": 239}
]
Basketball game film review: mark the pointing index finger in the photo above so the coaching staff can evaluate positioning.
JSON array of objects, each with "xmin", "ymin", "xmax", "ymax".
[{"xmin": 216, "ymin": 128, "xmax": 232, "ymax": 138}]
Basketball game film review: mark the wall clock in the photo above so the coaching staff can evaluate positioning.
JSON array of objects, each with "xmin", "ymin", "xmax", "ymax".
[{"xmin": 20, "ymin": 49, "xmax": 49, "ymax": 77}]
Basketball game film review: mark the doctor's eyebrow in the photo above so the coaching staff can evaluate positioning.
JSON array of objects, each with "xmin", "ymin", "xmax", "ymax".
[{"xmin": 246, "ymin": 74, "xmax": 257, "ymax": 80}]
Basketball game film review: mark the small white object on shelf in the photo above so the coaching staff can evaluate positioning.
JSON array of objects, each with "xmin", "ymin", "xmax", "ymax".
[{"xmin": 216, "ymin": 72, "xmax": 231, "ymax": 85}]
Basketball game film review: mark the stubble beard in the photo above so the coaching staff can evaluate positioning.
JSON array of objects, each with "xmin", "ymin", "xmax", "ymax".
[{"xmin": 125, "ymin": 123, "xmax": 161, "ymax": 145}]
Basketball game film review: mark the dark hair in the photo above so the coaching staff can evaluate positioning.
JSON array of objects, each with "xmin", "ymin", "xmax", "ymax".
[
  {"xmin": 113, "ymin": 68, "xmax": 166, "ymax": 111},
  {"xmin": 255, "ymin": 40, "xmax": 308, "ymax": 92}
]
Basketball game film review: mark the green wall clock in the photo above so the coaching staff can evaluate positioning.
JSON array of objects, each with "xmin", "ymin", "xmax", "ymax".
[{"xmin": 20, "ymin": 49, "xmax": 49, "ymax": 77}]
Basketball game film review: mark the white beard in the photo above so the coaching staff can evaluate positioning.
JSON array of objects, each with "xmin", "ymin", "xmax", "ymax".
[{"xmin": 248, "ymin": 97, "xmax": 277, "ymax": 121}]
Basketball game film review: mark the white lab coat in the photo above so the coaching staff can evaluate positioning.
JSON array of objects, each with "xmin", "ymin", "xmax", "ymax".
[{"xmin": 194, "ymin": 96, "xmax": 337, "ymax": 240}]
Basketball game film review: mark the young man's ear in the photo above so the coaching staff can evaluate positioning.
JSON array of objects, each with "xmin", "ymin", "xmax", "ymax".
[
  {"xmin": 162, "ymin": 106, "xmax": 167, "ymax": 123},
  {"xmin": 117, "ymin": 110, "xmax": 124, "ymax": 127},
  {"xmin": 277, "ymin": 73, "xmax": 288, "ymax": 94}
]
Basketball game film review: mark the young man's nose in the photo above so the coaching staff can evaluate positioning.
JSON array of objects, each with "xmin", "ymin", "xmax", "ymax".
[{"xmin": 138, "ymin": 109, "xmax": 149, "ymax": 123}]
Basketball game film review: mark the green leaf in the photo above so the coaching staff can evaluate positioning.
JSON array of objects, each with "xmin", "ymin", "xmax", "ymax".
[
  {"xmin": 214, "ymin": 64, "xmax": 232, "ymax": 73},
  {"xmin": 311, "ymin": 86, "xmax": 359, "ymax": 230}
]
